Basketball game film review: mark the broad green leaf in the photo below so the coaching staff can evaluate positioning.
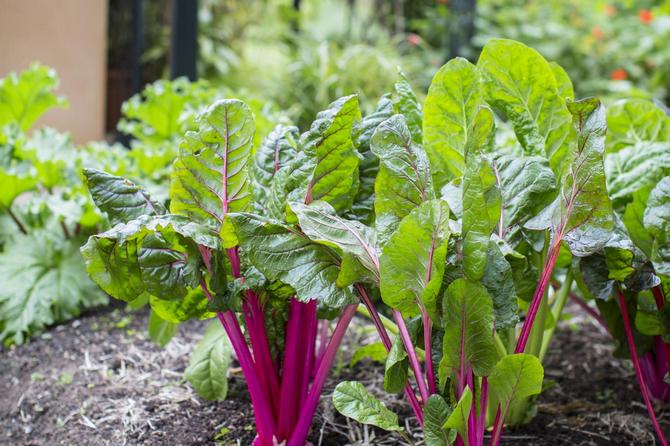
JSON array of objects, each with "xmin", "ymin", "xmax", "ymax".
[
  {"xmin": 441, "ymin": 278, "xmax": 497, "ymax": 378},
  {"xmin": 488, "ymin": 354, "xmax": 543, "ymax": 421},
  {"xmin": 291, "ymin": 201, "xmax": 379, "ymax": 283},
  {"xmin": 393, "ymin": 70, "xmax": 422, "ymax": 144},
  {"xmin": 384, "ymin": 334, "xmax": 409, "ymax": 393},
  {"xmin": 550, "ymin": 62, "xmax": 574, "ymax": 101},
  {"xmin": 351, "ymin": 342, "xmax": 387, "ymax": 367},
  {"xmin": 251, "ymin": 124, "xmax": 299, "ymax": 208},
  {"xmin": 380, "ymin": 199, "xmax": 449, "ymax": 319},
  {"xmin": 302, "ymin": 94, "xmax": 361, "ymax": 212},
  {"xmin": 423, "ymin": 394, "xmax": 451, "ymax": 446},
  {"xmin": 371, "ymin": 114, "xmax": 433, "ymax": 243},
  {"xmin": 351, "ymin": 94, "xmax": 394, "ymax": 223},
  {"xmin": 605, "ymin": 142, "xmax": 670, "ymax": 201},
  {"xmin": 265, "ymin": 151, "xmax": 313, "ymax": 220},
  {"xmin": 606, "ymin": 98, "xmax": 670, "ymax": 153},
  {"xmin": 170, "ymin": 99, "xmax": 254, "ymax": 230},
  {"xmin": 83, "ymin": 168, "xmax": 165, "ymax": 225},
  {"xmin": 19, "ymin": 128, "xmax": 75, "ymax": 189},
  {"xmin": 623, "ymin": 189, "xmax": 653, "ymax": 258},
  {"xmin": 185, "ymin": 320, "xmax": 231, "ymax": 401},
  {"xmin": 148, "ymin": 310, "xmax": 179, "ymax": 347},
  {"xmin": 229, "ymin": 213, "xmax": 355, "ymax": 308},
  {"xmin": 81, "ymin": 215, "xmax": 218, "ymax": 302},
  {"xmin": 149, "ymin": 288, "xmax": 213, "ymax": 323},
  {"xmin": 0, "ymin": 166, "xmax": 37, "ymax": 208},
  {"xmin": 332, "ymin": 381, "xmax": 403, "ymax": 432},
  {"xmin": 477, "ymin": 39, "xmax": 572, "ymax": 170},
  {"xmin": 644, "ymin": 177, "xmax": 670, "ymax": 275},
  {"xmin": 443, "ymin": 386, "xmax": 473, "ymax": 444},
  {"xmin": 492, "ymin": 153, "xmax": 556, "ymax": 234},
  {"xmin": 462, "ymin": 107, "xmax": 500, "ymax": 280},
  {"xmin": 526, "ymin": 98, "xmax": 614, "ymax": 258},
  {"xmin": 0, "ymin": 64, "xmax": 68, "ymax": 131},
  {"xmin": 481, "ymin": 240, "xmax": 519, "ymax": 329},
  {"xmin": 423, "ymin": 57, "xmax": 485, "ymax": 181},
  {"xmin": 0, "ymin": 231, "xmax": 105, "ymax": 344}
]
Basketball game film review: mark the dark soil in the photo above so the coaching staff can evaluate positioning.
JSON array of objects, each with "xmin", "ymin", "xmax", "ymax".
[{"xmin": 0, "ymin": 304, "xmax": 667, "ymax": 445}]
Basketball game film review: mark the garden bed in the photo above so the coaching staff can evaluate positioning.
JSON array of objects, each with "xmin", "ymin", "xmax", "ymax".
[{"xmin": 0, "ymin": 305, "xmax": 666, "ymax": 446}]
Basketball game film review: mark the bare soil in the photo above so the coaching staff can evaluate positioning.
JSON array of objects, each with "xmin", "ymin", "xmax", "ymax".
[{"xmin": 0, "ymin": 303, "xmax": 668, "ymax": 445}]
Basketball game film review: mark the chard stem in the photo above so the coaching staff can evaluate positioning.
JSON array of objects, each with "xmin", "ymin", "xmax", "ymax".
[
  {"xmin": 617, "ymin": 289, "xmax": 669, "ymax": 446},
  {"xmin": 421, "ymin": 307, "xmax": 437, "ymax": 395},
  {"xmin": 393, "ymin": 310, "xmax": 430, "ymax": 404},
  {"xmin": 651, "ymin": 286, "xmax": 670, "ymax": 376},
  {"xmin": 286, "ymin": 304, "xmax": 358, "ymax": 446}
]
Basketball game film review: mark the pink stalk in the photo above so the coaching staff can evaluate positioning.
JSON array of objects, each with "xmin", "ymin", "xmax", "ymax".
[
  {"xmin": 355, "ymin": 284, "xmax": 424, "ymax": 424},
  {"xmin": 515, "ymin": 243, "xmax": 560, "ymax": 353},
  {"xmin": 301, "ymin": 301, "xmax": 319, "ymax": 402},
  {"xmin": 490, "ymin": 407, "xmax": 503, "ymax": 446},
  {"xmin": 617, "ymin": 289, "xmax": 669, "ymax": 446},
  {"xmin": 652, "ymin": 286, "xmax": 670, "ymax": 376},
  {"xmin": 277, "ymin": 298, "xmax": 309, "ymax": 439},
  {"xmin": 422, "ymin": 307, "xmax": 437, "ymax": 395},
  {"xmin": 393, "ymin": 310, "xmax": 430, "ymax": 404},
  {"xmin": 477, "ymin": 377, "xmax": 489, "ymax": 444},
  {"xmin": 466, "ymin": 370, "xmax": 477, "ymax": 446},
  {"xmin": 287, "ymin": 304, "xmax": 358, "ymax": 446},
  {"xmin": 314, "ymin": 319, "xmax": 330, "ymax": 373}
]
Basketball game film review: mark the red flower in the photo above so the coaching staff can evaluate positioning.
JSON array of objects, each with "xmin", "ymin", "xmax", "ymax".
[
  {"xmin": 407, "ymin": 33, "xmax": 422, "ymax": 46},
  {"xmin": 639, "ymin": 9, "xmax": 653, "ymax": 24},
  {"xmin": 592, "ymin": 26, "xmax": 604, "ymax": 40},
  {"xmin": 611, "ymin": 69, "xmax": 628, "ymax": 81}
]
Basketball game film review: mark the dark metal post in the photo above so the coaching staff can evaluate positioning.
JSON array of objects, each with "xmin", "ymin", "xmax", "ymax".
[
  {"xmin": 130, "ymin": 0, "xmax": 144, "ymax": 94},
  {"xmin": 170, "ymin": 0, "xmax": 198, "ymax": 80},
  {"xmin": 448, "ymin": 0, "xmax": 476, "ymax": 60}
]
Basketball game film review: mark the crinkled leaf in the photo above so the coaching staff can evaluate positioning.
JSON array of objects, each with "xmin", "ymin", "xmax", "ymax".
[
  {"xmin": 149, "ymin": 288, "xmax": 213, "ymax": 323},
  {"xmin": 605, "ymin": 142, "xmax": 670, "ymax": 201},
  {"xmin": 371, "ymin": 114, "xmax": 434, "ymax": 243},
  {"xmin": 185, "ymin": 320, "xmax": 231, "ymax": 401},
  {"xmin": 302, "ymin": 94, "xmax": 361, "ymax": 212},
  {"xmin": 380, "ymin": 199, "xmax": 450, "ymax": 319},
  {"xmin": 170, "ymin": 99, "xmax": 254, "ymax": 230},
  {"xmin": 441, "ymin": 278, "xmax": 497, "ymax": 378},
  {"xmin": 487, "ymin": 354, "xmax": 544, "ymax": 420},
  {"xmin": 423, "ymin": 394, "xmax": 451, "ymax": 446},
  {"xmin": 606, "ymin": 98, "xmax": 670, "ymax": 153},
  {"xmin": 229, "ymin": 213, "xmax": 355, "ymax": 308},
  {"xmin": 482, "ymin": 240, "xmax": 519, "ymax": 329},
  {"xmin": 332, "ymin": 381, "xmax": 403, "ymax": 432},
  {"xmin": 81, "ymin": 215, "xmax": 217, "ymax": 302},
  {"xmin": 462, "ymin": 107, "xmax": 500, "ymax": 280},
  {"xmin": 644, "ymin": 177, "xmax": 670, "ymax": 275},
  {"xmin": 384, "ymin": 334, "xmax": 409, "ymax": 393},
  {"xmin": 477, "ymin": 39, "xmax": 572, "ymax": 170},
  {"xmin": 83, "ymin": 168, "xmax": 165, "ymax": 225},
  {"xmin": 423, "ymin": 57, "xmax": 485, "ymax": 182},
  {"xmin": 393, "ymin": 71, "xmax": 422, "ymax": 144},
  {"xmin": 251, "ymin": 124, "xmax": 299, "ymax": 208}
]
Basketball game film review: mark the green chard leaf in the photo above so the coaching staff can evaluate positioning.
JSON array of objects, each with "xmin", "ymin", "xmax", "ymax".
[
  {"xmin": 605, "ymin": 142, "xmax": 670, "ymax": 201},
  {"xmin": 371, "ymin": 114, "xmax": 434, "ymax": 243},
  {"xmin": 0, "ymin": 166, "xmax": 37, "ymax": 209},
  {"xmin": 229, "ymin": 213, "xmax": 355, "ymax": 308},
  {"xmin": 423, "ymin": 394, "xmax": 452, "ymax": 446},
  {"xmin": 185, "ymin": 320, "xmax": 232, "ymax": 401},
  {"xmin": 393, "ymin": 70, "xmax": 422, "ymax": 144},
  {"xmin": 423, "ymin": 57, "xmax": 485, "ymax": 182},
  {"xmin": 148, "ymin": 310, "xmax": 179, "ymax": 347},
  {"xmin": 606, "ymin": 98, "xmax": 670, "ymax": 153},
  {"xmin": 441, "ymin": 278, "xmax": 497, "ymax": 380},
  {"xmin": 461, "ymin": 107, "xmax": 500, "ymax": 280},
  {"xmin": 477, "ymin": 39, "xmax": 572, "ymax": 171},
  {"xmin": 302, "ymin": 94, "xmax": 362, "ymax": 212},
  {"xmin": 332, "ymin": 381, "xmax": 403, "ymax": 432},
  {"xmin": 644, "ymin": 177, "xmax": 670, "ymax": 275},
  {"xmin": 379, "ymin": 199, "xmax": 450, "ymax": 319},
  {"xmin": 487, "ymin": 354, "xmax": 544, "ymax": 421},
  {"xmin": 351, "ymin": 342, "xmax": 387, "ymax": 367},
  {"xmin": 170, "ymin": 99, "xmax": 254, "ymax": 230},
  {"xmin": 81, "ymin": 215, "xmax": 218, "ymax": 302},
  {"xmin": 384, "ymin": 334, "xmax": 409, "ymax": 393},
  {"xmin": 481, "ymin": 240, "xmax": 519, "ymax": 329},
  {"xmin": 83, "ymin": 169, "xmax": 166, "ymax": 225},
  {"xmin": 443, "ymin": 386, "xmax": 473, "ymax": 442}
]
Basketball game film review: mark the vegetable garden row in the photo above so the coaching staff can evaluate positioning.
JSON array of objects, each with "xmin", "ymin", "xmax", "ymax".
[{"xmin": 2, "ymin": 36, "xmax": 670, "ymax": 445}]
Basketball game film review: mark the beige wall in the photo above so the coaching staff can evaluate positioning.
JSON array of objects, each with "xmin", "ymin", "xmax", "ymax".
[{"xmin": 0, "ymin": 0, "xmax": 108, "ymax": 143}]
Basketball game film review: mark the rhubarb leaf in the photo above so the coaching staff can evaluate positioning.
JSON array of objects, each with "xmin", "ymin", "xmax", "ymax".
[
  {"xmin": 371, "ymin": 114, "xmax": 434, "ymax": 243},
  {"xmin": 229, "ymin": 213, "xmax": 355, "ymax": 308},
  {"xmin": 185, "ymin": 320, "xmax": 231, "ymax": 401},
  {"xmin": 441, "ymin": 278, "xmax": 497, "ymax": 378},
  {"xmin": 333, "ymin": 381, "xmax": 403, "ymax": 432},
  {"xmin": 302, "ymin": 94, "xmax": 361, "ymax": 211},
  {"xmin": 83, "ymin": 169, "xmax": 165, "ymax": 225},
  {"xmin": 170, "ymin": 99, "xmax": 254, "ymax": 230},
  {"xmin": 380, "ymin": 199, "xmax": 449, "ymax": 319},
  {"xmin": 477, "ymin": 39, "xmax": 572, "ymax": 170},
  {"xmin": 423, "ymin": 57, "xmax": 485, "ymax": 182}
]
